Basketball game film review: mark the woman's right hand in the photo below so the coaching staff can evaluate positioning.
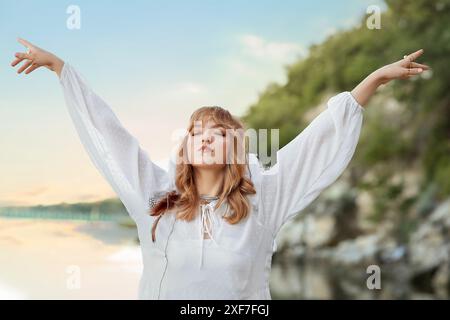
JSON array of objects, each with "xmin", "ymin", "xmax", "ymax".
[{"xmin": 11, "ymin": 38, "xmax": 64, "ymax": 77}]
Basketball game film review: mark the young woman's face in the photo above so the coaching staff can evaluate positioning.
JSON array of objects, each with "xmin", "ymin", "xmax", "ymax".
[{"xmin": 186, "ymin": 119, "xmax": 230, "ymax": 168}]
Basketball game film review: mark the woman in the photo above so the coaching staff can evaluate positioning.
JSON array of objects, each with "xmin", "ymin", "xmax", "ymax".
[{"xmin": 11, "ymin": 38, "xmax": 429, "ymax": 299}]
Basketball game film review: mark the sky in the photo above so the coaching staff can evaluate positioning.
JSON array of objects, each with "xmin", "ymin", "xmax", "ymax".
[{"xmin": 0, "ymin": 0, "xmax": 386, "ymax": 206}]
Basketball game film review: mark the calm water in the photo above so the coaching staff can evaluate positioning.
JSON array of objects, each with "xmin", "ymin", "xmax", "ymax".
[
  {"xmin": 0, "ymin": 215, "xmax": 443, "ymax": 299},
  {"xmin": 0, "ymin": 217, "xmax": 141, "ymax": 299}
]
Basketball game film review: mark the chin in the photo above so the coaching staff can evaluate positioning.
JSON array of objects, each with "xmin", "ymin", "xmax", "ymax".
[{"xmin": 191, "ymin": 159, "xmax": 226, "ymax": 170}]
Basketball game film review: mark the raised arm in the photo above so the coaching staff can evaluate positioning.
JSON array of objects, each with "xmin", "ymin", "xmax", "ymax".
[
  {"xmin": 257, "ymin": 49, "xmax": 429, "ymax": 238},
  {"xmin": 351, "ymin": 49, "xmax": 429, "ymax": 106},
  {"xmin": 258, "ymin": 91, "xmax": 364, "ymax": 238},
  {"xmin": 11, "ymin": 38, "xmax": 171, "ymax": 223}
]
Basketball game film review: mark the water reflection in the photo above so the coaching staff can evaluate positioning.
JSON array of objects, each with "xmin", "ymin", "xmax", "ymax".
[
  {"xmin": 0, "ymin": 217, "xmax": 446, "ymax": 299},
  {"xmin": 0, "ymin": 217, "xmax": 141, "ymax": 299},
  {"xmin": 270, "ymin": 257, "xmax": 446, "ymax": 299}
]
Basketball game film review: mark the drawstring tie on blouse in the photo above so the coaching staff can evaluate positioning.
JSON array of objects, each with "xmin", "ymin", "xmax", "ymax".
[{"xmin": 199, "ymin": 196, "xmax": 220, "ymax": 269}]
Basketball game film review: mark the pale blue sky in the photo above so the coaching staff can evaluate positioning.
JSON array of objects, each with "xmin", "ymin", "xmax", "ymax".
[{"xmin": 0, "ymin": 0, "xmax": 385, "ymax": 206}]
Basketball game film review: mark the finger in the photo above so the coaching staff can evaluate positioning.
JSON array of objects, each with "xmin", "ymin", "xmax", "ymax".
[
  {"xmin": 11, "ymin": 57, "xmax": 25, "ymax": 67},
  {"xmin": 14, "ymin": 52, "xmax": 32, "ymax": 60},
  {"xmin": 17, "ymin": 37, "xmax": 34, "ymax": 49},
  {"xmin": 406, "ymin": 49, "xmax": 424, "ymax": 62},
  {"xmin": 411, "ymin": 62, "xmax": 430, "ymax": 70},
  {"xmin": 25, "ymin": 63, "xmax": 39, "ymax": 74},
  {"xmin": 406, "ymin": 67, "xmax": 424, "ymax": 76},
  {"xmin": 17, "ymin": 60, "xmax": 33, "ymax": 74}
]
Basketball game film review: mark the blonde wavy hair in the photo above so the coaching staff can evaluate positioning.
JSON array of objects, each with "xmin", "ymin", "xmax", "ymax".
[{"xmin": 148, "ymin": 106, "xmax": 257, "ymax": 242}]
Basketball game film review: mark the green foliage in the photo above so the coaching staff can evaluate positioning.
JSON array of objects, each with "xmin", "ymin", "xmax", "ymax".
[
  {"xmin": 242, "ymin": 0, "xmax": 450, "ymax": 196},
  {"xmin": 241, "ymin": 0, "xmax": 450, "ymax": 241},
  {"xmin": 0, "ymin": 198, "xmax": 128, "ymax": 220}
]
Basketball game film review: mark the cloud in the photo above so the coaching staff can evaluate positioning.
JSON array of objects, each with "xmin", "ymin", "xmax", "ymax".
[
  {"xmin": 227, "ymin": 59, "xmax": 261, "ymax": 78},
  {"xmin": 342, "ymin": 16, "xmax": 359, "ymax": 28},
  {"xmin": 323, "ymin": 27, "xmax": 338, "ymax": 37},
  {"xmin": 222, "ymin": 34, "xmax": 306, "ymax": 91},
  {"xmin": 238, "ymin": 34, "xmax": 306, "ymax": 63},
  {"xmin": 227, "ymin": 33, "xmax": 306, "ymax": 83},
  {"xmin": 209, "ymin": 33, "xmax": 307, "ymax": 114}
]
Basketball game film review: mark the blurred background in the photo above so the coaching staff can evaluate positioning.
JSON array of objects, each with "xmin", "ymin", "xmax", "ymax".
[{"xmin": 0, "ymin": 0, "xmax": 449, "ymax": 299}]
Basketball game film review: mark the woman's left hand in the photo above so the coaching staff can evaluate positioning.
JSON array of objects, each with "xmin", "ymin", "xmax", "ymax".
[
  {"xmin": 351, "ymin": 48, "xmax": 431, "ymax": 106},
  {"xmin": 374, "ymin": 49, "xmax": 430, "ymax": 85}
]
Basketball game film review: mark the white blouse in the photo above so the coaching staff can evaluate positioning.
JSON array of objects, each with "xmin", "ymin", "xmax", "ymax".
[{"xmin": 59, "ymin": 62, "xmax": 364, "ymax": 299}]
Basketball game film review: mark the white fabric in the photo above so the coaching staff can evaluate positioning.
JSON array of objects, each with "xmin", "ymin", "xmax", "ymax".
[
  {"xmin": 59, "ymin": 62, "xmax": 364, "ymax": 299},
  {"xmin": 198, "ymin": 199, "xmax": 220, "ymax": 269}
]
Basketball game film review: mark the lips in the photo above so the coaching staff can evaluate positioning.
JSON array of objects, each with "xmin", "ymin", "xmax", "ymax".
[{"xmin": 199, "ymin": 145, "xmax": 214, "ymax": 152}]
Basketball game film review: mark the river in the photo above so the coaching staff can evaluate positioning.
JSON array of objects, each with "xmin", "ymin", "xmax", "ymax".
[{"xmin": 0, "ymin": 217, "xmax": 441, "ymax": 299}]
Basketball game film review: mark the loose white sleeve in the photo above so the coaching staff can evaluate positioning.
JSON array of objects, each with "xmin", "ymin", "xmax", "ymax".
[
  {"xmin": 59, "ymin": 62, "xmax": 171, "ymax": 222},
  {"xmin": 258, "ymin": 91, "xmax": 364, "ymax": 237}
]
